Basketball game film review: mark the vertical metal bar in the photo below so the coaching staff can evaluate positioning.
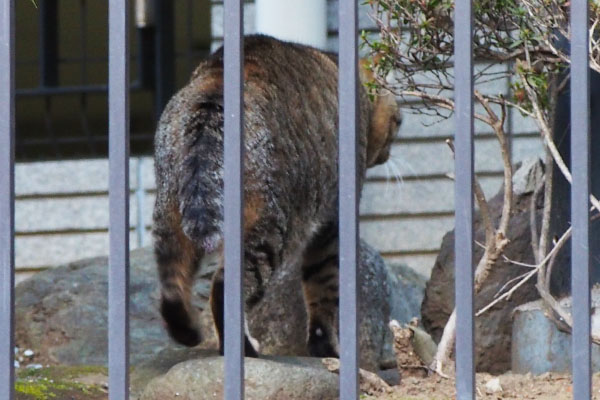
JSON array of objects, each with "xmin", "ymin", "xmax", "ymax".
[
  {"xmin": 0, "ymin": 0, "xmax": 15, "ymax": 398},
  {"xmin": 186, "ymin": 0, "xmax": 194, "ymax": 76},
  {"xmin": 153, "ymin": 0, "xmax": 174, "ymax": 120},
  {"xmin": 79, "ymin": 0, "xmax": 97, "ymax": 157},
  {"xmin": 108, "ymin": 0, "xmax": 130, "ymax": 399},
  {"xmin": 43, "ymin": 98, "xmax": 62, "ymax": 158},
  {"xmin": 338, "ymin": 0, "xmax": 359, "ymax": 398},
  {"xmin": 137, "ymin": 27, "xmax": 156, "ymax": 89},
  {"xmin": 454, "ymin": 0, "xmax": 475, "ymax": 396},
  {"xmin": 39, "ymin": 0, "xmax": 58, "ymax": 87},
  {"xmin": 571, "ymin": 0, "xmax": 591, "ymax": 396},
  {"xmin": 223, "ymin": 0, "xmax": 244, "ymax": 399},
  {"xmin": 80, "ymin": 0, "xmax": 88, "ymax": 86},
  {"xmin": 136, "ymin": 157, "xmax": 145, "ymax": 248}
]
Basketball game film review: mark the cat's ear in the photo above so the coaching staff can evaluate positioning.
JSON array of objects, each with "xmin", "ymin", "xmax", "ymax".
[
  {"xmin": 358, "ymin": 56, "xmax": 378, "ymax": 84},
  {"xmin": 359, "ymin": 59, "xmax": 372, "ymax": 84}
]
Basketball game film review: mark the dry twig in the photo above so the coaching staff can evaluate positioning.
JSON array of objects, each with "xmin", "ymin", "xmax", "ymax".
[{"xmin": 430, "ymin": 96, "xmax": 513, "ymax": 376}]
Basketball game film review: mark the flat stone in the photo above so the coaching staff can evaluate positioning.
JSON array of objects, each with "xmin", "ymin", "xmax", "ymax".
[{"xmin": 140, "ymin": 356, "xmax": 339, "ymax": 400}]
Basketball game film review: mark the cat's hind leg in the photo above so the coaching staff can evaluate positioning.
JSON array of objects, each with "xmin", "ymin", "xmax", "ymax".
[
  {"xmin": 301, "ymin": 222, "xmax": 340, "ymax": 358},
  {"xmin": 210, "ymin": 266, "xmax": 260, "ymax": 357},
  {"xmin": 153, "ymin": 206, "xmax": 202, "ymax": 347},
  {"xmin": 208, "ymin": 199, "xmax": 280, "ymax": 357}
]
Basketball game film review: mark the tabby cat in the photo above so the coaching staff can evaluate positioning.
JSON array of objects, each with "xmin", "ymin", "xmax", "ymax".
[{"xmin": 153, "ymin": 34, "xmax": 400, "ymax": 357}]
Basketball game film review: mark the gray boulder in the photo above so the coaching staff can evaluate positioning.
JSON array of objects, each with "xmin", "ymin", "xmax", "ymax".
[
  {"xmin": 16, "ymin": 241, "xmax": 424, "ymax": 371},
  {"xmin": 512, "ymin": 288, "xmax": 600, "ymax": 374},
  {"xmin": 15, "ymin": 247, "xmax": 206, "ymax": 366},
  {"xmin": 247, "ymin": 240, "xmax": 425, "ymax": 370},
  {"xmin": 140, "ymin": 356, "xmax": 339, "ymax": 400}
]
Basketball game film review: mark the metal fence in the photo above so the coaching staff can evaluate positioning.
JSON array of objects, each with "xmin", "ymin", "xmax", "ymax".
[
  {"xmin": 0, "ymin": 0, "xmax": 593, "ymax": 400},
  {"xmin": 13, "ymin": 0, "xmax": 209, "ymax": 161}
]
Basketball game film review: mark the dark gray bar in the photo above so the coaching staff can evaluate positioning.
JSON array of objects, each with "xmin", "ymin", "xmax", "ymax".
[
  {"xmin": 0, "ymin": 0, "xmax": 15, "ymax": 399},
  {"xmin": 108, "ymin": 0, "xmax": 130, "ymax": 399},
  {"xmin": 39, "ymin": 0, "xmax": 58, "ymax": 87},
  {"xmin": 153, "ymin": 0, "xmax": 175, "ymax": 119},
  {"xmin": 454, "ymin": 0, "xmax": 475, "ymax": 396},
  {"xmin": 338, "ymin": 0, "xmax": 359, "ymax": 398},
  {"xmin": 223, "ymin": 0, "xmax": 244, "ymax": 399},
  {"xmin": 571, "ymin": 0, "xmax": 591, "ymax": 396}
]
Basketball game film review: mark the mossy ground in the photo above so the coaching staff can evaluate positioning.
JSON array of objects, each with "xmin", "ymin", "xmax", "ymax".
[{"xmin": 15, "ymin": 366, "xmax": 108, "ymax": 400}]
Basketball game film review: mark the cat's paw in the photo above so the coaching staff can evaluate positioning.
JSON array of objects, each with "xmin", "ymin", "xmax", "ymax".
[
  {"xmin": 218, "ymin": 335, "xmax": 260, "ymax": 358},
  {"xmin": 307, "ymin": 323, "xmax": 339, "ymax": 358},
  {"xmin": 245, "ymin": 335, "xmax": 260, "ymax": 358}
]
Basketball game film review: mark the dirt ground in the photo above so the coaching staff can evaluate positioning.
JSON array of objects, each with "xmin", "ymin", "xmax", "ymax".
[
  {"xmin": 15, "ymin": 365, "xmax": 600, "ymax": 399},
  {"xmin": 366, "ymin": 372, "xmax": 600, "ymax": 400}
]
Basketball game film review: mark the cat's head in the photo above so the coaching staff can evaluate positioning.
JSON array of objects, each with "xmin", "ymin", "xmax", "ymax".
[{"xmin": 360, "ymin": 60, "xmax": 402, "ymax": 167}]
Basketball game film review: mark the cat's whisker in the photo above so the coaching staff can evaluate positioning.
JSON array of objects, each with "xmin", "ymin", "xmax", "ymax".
[
  {"xmin": 390, "ymin": 155, "xmax": 419, "ymax": 180},
  {"xmin": 387, "ymin": 158, "xmax": 405, "ymax": 186},
  {"xmin": 381, "ymin": 160, "xmax": 398, "ymax": 187},
  {"xmin": 383, "ymin": 163, "xmax": 391, "ymax": 195}
]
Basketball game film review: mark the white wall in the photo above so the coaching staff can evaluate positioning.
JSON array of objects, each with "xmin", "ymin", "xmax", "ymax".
[{"xmin": 255, "ymin": 0, "xmax": 327, "ymax": 49}]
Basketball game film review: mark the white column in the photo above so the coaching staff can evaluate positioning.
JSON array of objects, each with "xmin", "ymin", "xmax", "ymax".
[{"xmin": 255, "ymin": 0, "xmax": 327, "ymax": 50}]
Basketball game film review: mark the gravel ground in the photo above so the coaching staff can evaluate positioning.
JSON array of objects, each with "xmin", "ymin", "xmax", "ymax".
[{"xmin": 365, "ymin": 372, "xmax": 600, "ymax": 400}]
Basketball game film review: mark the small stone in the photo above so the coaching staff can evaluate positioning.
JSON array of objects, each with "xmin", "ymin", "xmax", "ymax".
[
  {"xmin": 23, "ymin": 349, "xmax": 34, "ymax": 357},
  {"xmin": 26, "ymin": 363, "xmax": 43, "ymax": 370},
  {"xmin": 485, "ymin": 377, "xmax": 503, "ymax": 393},
  {"xmin": 14, "ymin": 360, "xmax": 20, "ymax": 368}
]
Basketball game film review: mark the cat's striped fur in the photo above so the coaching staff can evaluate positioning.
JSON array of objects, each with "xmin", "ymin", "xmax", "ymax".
[{"xmin": 153, "ymin": 35, "xmax": 400, "ymax": 357}]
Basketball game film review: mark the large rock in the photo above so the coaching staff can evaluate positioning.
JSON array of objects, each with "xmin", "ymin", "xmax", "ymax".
[
  {"xmin": 421, "ymin": 160, "xmax": 544, "ymax": 373},
  {"xmin": 140, "ymin": 356, "xmax": 339, "ymax": 400},
  {"xmin": 16, "ymin": 241, "xmax": 424, "ymax": 371},
  {"xmin": 512, "ymin": 288, "xmax": 600, "ymax": 374},
  {"xmin": 247, "ymin": 240, "xmax": 425, "ymax": 370},
  {"xmin": 15, "ymin": 247, "xmax": 209, "ymax": 366}
]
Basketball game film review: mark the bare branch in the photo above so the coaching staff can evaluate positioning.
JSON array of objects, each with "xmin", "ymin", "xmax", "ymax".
[
  {"xmin": 446, "ymin": 138, "xmax": 494, "ymax": 244},
  {"xmin": 530, "ymin": 179, "xmax": 544, "ymax": 264},
  {"xmin": 538, "ymin": 146, "xmax": 554, "ymax": 262},
  {"xmin": 476, "ymin": 225, "xmax": 571, "ymax": 317}
]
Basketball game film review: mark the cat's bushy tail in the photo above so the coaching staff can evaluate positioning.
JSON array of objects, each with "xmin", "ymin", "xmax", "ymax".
[{"xmin": 177, "ymin": 102, "xmax": 225, "ymax": 253}]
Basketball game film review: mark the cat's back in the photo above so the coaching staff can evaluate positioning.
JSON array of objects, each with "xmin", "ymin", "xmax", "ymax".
[
  {"xmin": 156, "ymin": 35, "xmax": 341, "ymax": 164},
  {"xmin": 155, "ymin": 35, "xmax": 369, "ymax": 244},
  {"xmin": 156, "ymin": 35, "xmax": 353, "ymax": 197}
]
